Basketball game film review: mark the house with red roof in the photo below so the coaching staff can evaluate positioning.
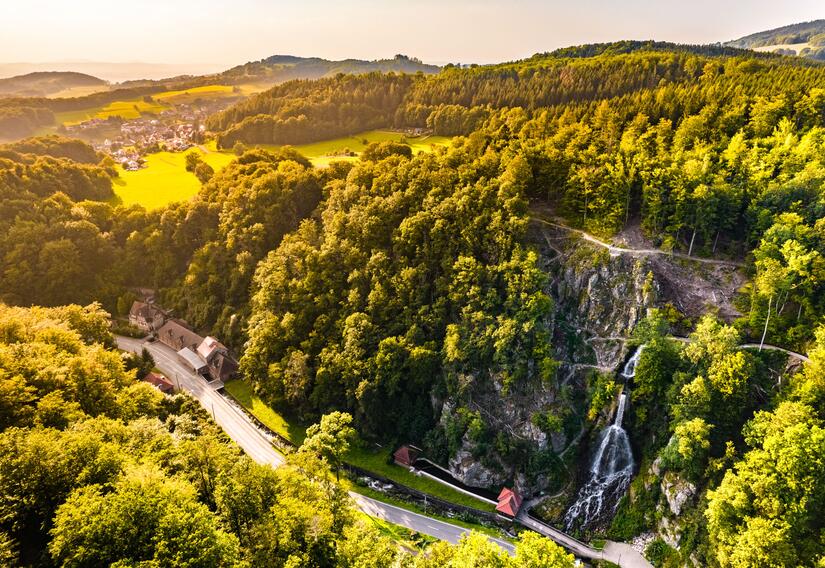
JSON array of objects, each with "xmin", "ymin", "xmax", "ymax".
[
  {"xmin": 496, "ymin": 487, "xmax": 523, "ymax": 518},
  {"xmin": 393, "ymin": 445, "xmax": 420, "ymax": 468},
  {"xmin": 142, "ymin": 371, "xmax": 174, "ymax": 394}
]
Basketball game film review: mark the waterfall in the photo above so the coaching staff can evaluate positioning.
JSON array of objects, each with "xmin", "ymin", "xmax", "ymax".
[
  {"xmin": 614, "ymin": 392, "xmax": 627, "ymax": 427},
  {"xmin": 620, "ymin": 344, "xmax": 645, "ymax": 379},
  {"xmin": 564, "ymin": 346, "xmax": 643, "ymax": 531}
]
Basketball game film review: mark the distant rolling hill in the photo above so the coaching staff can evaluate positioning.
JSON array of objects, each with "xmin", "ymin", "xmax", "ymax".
[
  {"xmin": 726, "ymin": 20, "xmax": 825, "ymax": 60},
  {"xmin": 0, "ymin": 71, "xmax": 108, "ymax": 97},
  {"xmin": 213, "ymin": 53, "xmax": 440, "ymax": 85}
]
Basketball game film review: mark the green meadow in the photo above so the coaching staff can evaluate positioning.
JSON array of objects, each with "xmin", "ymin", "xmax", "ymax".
[
  {"xmin": 112, "ymin": 147, "xmax": 234, "ymax": 210},
  {"xmin": 53, "ymin": 84, "xmax": 261, "ymax": 126},
  {"xmin": 281, "ymin": 129, "xmax": 451, "ymax": 167},
  {"xmin": 56, "ymin": 98, "xmax": 168, "ymax": 125},
  {"xmin": 114, "ymin": 130, "xmax": 451, "ymax": 210}
]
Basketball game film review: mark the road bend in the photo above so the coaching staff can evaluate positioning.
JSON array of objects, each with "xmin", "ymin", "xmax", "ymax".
[{"xmin": 116, "ymin": 336, "xmax": 516, "ymax": 554}]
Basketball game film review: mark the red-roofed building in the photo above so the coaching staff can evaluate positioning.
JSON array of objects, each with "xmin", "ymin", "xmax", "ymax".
[
  {"xmin": 393, "ymin": 445, "xmax": 419, "ymax": 468},
  {"xmin": 496, "ymin": 487, "xmax": 522, "ymax": 518},
  {"xmin": 143, "ymin": 371, "xmax": 174, "ymax": 394}
]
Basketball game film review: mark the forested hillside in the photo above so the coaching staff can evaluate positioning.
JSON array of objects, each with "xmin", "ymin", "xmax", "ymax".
[
  {"xmin": 217, "ymin": 53, "xmax": 439, "ymax": 84},
  {"xmin": 2, "ymin": 41, "xmax": 825, "ymax": 566},
  {"xmin": 726, "ymin": 19, "xmax": 825, "ymax": 60},
  {"xmin": 207, "ymin": 73, "xmax": 418, "ymax": 147},
  {"xmin": 0, "ymin": 303, "xmax": 574, "ymax": 567},
  {"xmin": 0, "ymin": 71, "xmax": 106, "ymax": 97}
]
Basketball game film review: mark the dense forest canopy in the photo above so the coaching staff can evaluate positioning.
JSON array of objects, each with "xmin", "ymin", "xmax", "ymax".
[
  {"xmin": 0, "ymin": 302, "xmax": 575, "ymax": 566},
  {"xmin": 726, "ymin": 19, "xmax": 825, "ymax": 48},
  {"xmin": 209, "ymin": 47, "xmax": 825, "ymax": 146},
  {"xmin": 207, "ymin": 73, "xmax": 418, "ymax": 147},
  {"xmin": 1, "ymin": 41, "xmax": 825, "ymax": 566}
]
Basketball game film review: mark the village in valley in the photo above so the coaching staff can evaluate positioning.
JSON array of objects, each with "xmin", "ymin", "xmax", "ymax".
[{"xmin": 62, "ymin": 97, "xmax": 235, "ymax": 170}]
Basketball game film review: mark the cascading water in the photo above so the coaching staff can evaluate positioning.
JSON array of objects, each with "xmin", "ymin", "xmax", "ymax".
[
  {"xmin": 563, "ymin": 346, "xmax": 643, "ymax": 531},
  {"xmin": 620, "ymin": 344, "xmax": 645, "ymax": 379}
]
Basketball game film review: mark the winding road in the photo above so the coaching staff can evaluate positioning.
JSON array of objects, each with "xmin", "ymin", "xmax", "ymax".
[
  {"xmin": 117, "ymin": 336, "xmax": 657, "ymax": 565},
  {"xmin": 116, "ymin": 336, "xmax": 515, "ymax": 555}
]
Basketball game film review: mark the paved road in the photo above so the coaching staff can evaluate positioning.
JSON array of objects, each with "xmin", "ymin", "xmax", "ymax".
[
  {"xmin": 533, "ymin": 217, "xmax": 746, "ymax": 268},
  {"xmin": 354, "ymin": 494, "xmax": 514, "ymax": 553},
  {"xmin": 116, "ymin": 336, "xmax": 515, "ymax": 553}
]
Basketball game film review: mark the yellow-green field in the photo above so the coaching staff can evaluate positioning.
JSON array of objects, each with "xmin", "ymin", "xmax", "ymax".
[
  {"xmin": 269, "ymin": 130, "xmax": 451, "ymax": 167},
  {"xmin": 53, "ymin": 84, "xmax": 260, "ymax": 126},
  {"xmin": 112, "ymin": 147, "xmax": 234, "ymax": 209},
  {"xmin": 114, "ymin": 130, "xmax": 452, "ymax": 210},
  {"xmin": 56, "ymin": 97, "xmax": 168, "ymax": 125},
  {"xmin": 152, "ymin": 84, "xmax": 246, "ymax": 105}
]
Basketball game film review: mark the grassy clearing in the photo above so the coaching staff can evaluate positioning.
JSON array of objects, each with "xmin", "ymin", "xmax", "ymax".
[
  {"xmin": 223, "ymin": 379, "xmax": 495, "ymax": 512},
  {"xmin": 112, "ymin": 129, "xmax": 451, "ymax": 209},
  {"xmin": 112, "ymin": 147, "xmax": 234, "ymax": 210},
  {"xmin": 346, "ymin": 445, "xmax": 496, "ymax": 512},
  {"xmin": 255, "ymin": 130, "xmax": 451, "ymax": 167},
  {"xmin": 223, "ymin": 380, "xmax": 307, "ymax": 444},
  {"xmin": 56, "ymin": 97, "xmax": 168, "ymax": 125},
  {"xmin": 153, "ymin": 85, "xmax": 239, "ymax": 105}
]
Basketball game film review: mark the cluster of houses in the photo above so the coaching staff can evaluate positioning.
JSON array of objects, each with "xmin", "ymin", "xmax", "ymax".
[
  {"xmin": 129, "ymin": 301, "xmax": 238, "ymax": 383},
  {"xmin": 64, "ymin": 108, "xmax": 208, "ymax": 170},
  {"xmin": 118, "ymin": 114, "xmax": 200, "ymax": 151},
  {"xmin": 393, "ymin": 445, "xmax": 524, "ymax": 519}
]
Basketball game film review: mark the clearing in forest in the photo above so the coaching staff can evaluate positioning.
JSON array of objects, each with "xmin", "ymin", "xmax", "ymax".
[{"xmin": 115, "ymin": 130, "xmax": 451, "ymax": 210}]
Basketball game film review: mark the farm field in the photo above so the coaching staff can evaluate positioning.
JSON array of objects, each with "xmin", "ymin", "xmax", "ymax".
[
  {"xmin": 261, "ymin": 129, "xmax": 451, "ymax": 167},
  {"xmin": 55, "ymin": 97, "xmax": 167, "ymax": 125},
  {"xmin": 753, "ymin": 41, "xmax": 812, "ymax": 54},
  {"xmin": 52, "ymin": 84, "xmax": 261, "ymax": 126},
  {"xmin": 112, "ymin": 146, "xmax": 234, "ymax": 209},
  {"xmin": 115, "ymin": 130, "xmax": 452, "ymax": 209}
]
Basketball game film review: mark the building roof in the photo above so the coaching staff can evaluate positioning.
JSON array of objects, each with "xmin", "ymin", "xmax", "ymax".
[
  {"xmin": 209, "ymin": 353, "xmax": 238, "ymax": 381},
  {"xmin": 197, "ymin": 336, "xmax": 227, "ymax": 362},
  {"xmin": 129, "ymin": 301, "xmax": 155, "ymax": 319},
  {"xmin": 158, "ymin": 319, "xmax": 203, "ymax": 350},
  {"xmin": 143, "ymin": 371, "xmax": 174, "ymax": 393},
  {"xmin": 177, "ymin": 347, "xmax": 207, "ymax": 371},
  {"xmin": 393, "ymin": 445, "xmax": 419, "ymax": 467},
  {"xmin": 496, "ymin": 487, "xmax": 522, "ymax": 518}
]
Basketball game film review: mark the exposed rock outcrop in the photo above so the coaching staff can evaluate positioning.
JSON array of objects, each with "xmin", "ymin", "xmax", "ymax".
[
  {"xmin": 661, "ymin": 473, "xmax": 697, "ymax": 516},
  {"xmin": 440, "ymin": 223, "xmax": 658, "ymax": 493}
]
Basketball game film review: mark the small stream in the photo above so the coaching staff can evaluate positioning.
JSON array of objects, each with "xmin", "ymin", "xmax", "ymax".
[{"xmin": 563, "ymin": 346, "xmax": 643, "ymax": 531}]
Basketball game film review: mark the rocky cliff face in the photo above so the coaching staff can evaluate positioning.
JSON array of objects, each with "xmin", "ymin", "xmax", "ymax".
[{"xmin": 442, "ymin": 221, "xmax": 658, "ymax": 493}]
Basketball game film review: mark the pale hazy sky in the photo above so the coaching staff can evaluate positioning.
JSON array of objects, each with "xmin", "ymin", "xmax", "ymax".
[{"xmin": 2, "ymin": 0, "xmax": 823, "ymax": 67}]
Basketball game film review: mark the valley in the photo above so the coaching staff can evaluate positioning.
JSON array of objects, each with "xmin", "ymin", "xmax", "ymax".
[{"xmin": 1, "ymin": 12, "xmax": 825, "ymax": 567}]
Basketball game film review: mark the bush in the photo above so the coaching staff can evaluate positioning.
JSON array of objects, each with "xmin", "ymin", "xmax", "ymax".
[{"xmin": 645, "ymin": 538, "xmax": 677, "ymax": 566}]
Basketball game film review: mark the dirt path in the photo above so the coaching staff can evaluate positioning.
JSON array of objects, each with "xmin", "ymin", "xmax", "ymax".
[
  {"xmin": 532, "ymin": 217, "xmax": 745, "ymax": 268},
  {"xmin": 669, "ymin": 336, "xmax": 809, "ymax": 363}
]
